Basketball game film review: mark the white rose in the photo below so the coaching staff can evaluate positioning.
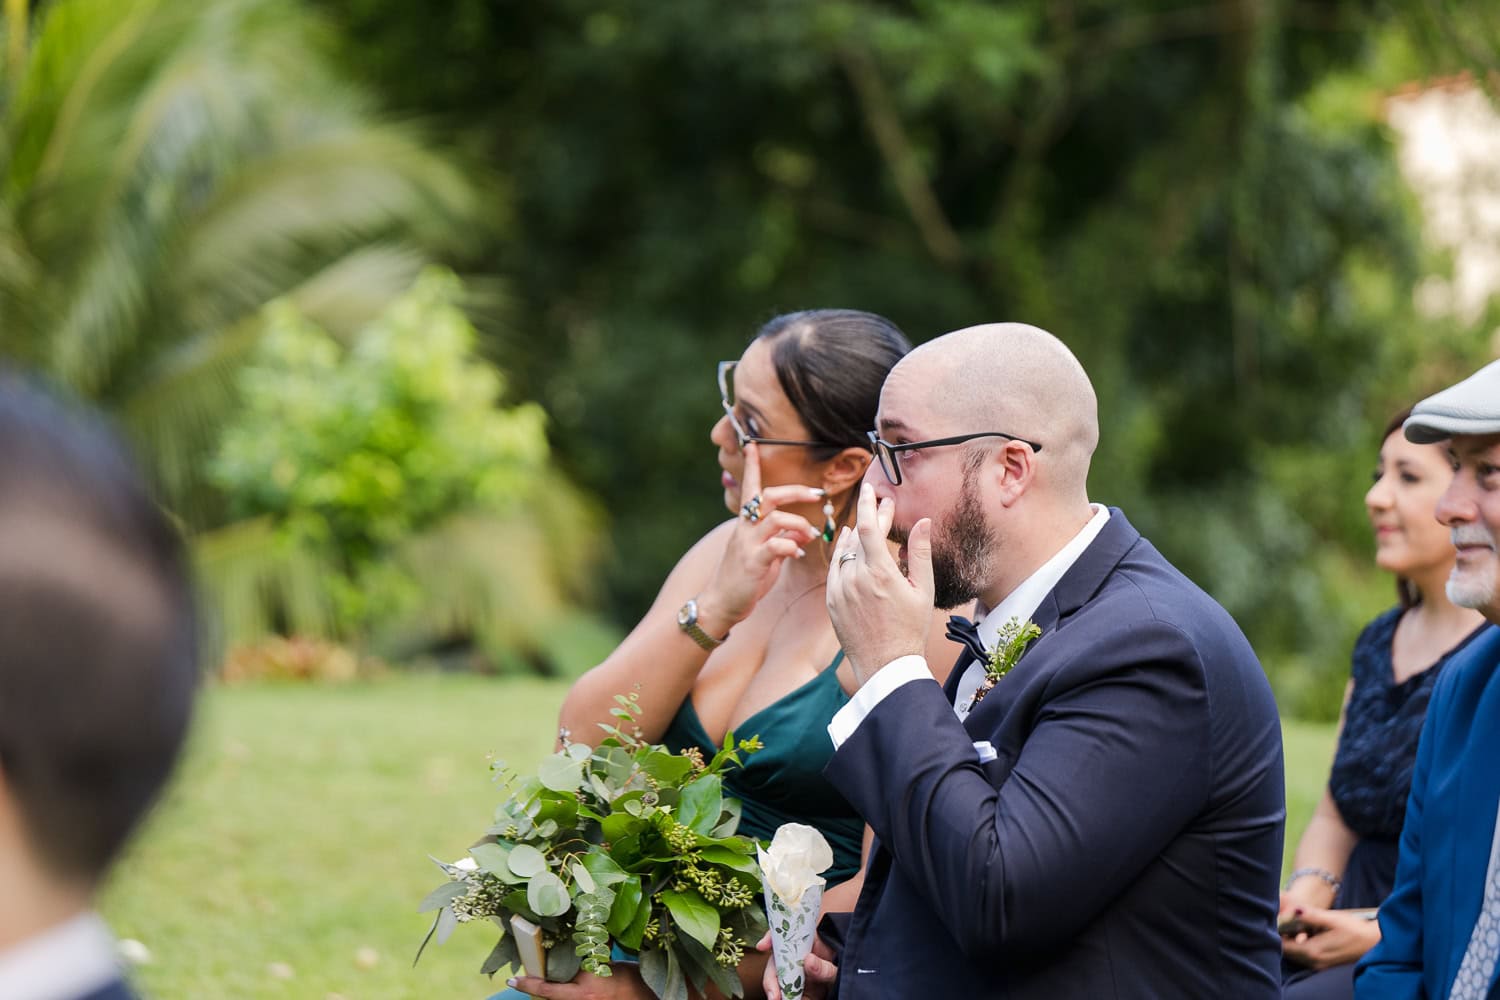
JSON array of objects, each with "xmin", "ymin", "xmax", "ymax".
[{"xmin": 760, "ymin": 823, "xmax": 834, "ymax": 907}]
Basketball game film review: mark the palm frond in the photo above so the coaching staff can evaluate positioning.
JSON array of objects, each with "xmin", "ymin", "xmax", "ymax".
[
  {"xmin": 192, "ymin": 516, "xmax": 338, "ymax": 651},
  {"xmin": 119, "ymin": 244, "xmax": 430, "ymax": 511},
  {"xmin": 2, "ymin": 0, "xmax": 481, "ymax": 515}
]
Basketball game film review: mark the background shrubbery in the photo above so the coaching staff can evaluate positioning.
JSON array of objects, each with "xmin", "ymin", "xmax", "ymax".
[{"xmin": 5, "ymin": 0, "xmax": 1500, "ymax": 713}]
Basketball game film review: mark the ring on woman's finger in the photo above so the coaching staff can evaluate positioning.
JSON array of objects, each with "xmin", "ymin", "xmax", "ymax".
[
  {"xmin": 740, "ymin": 495, "xmax": 763, "ymax": 523},
  {"xmin": 838, "ymin": 551, "xmax": 858, "ymax": 567}
]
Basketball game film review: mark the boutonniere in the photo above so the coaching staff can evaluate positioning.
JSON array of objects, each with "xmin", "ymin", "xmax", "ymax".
[{"xmin": 971, "ymin": 617, "xmax": 1041, "ymax": 706}]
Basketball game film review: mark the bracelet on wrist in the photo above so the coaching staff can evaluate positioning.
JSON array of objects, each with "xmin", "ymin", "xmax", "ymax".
[{"xmin": 1283, "ymin": 866, "xmax": 1342, "ymax": 894}]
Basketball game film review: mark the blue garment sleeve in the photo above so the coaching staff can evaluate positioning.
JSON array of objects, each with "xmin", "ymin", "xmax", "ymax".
[{"xmin": 1354, "ymin": 661, "xmax": 1448, "ymax": 1000}]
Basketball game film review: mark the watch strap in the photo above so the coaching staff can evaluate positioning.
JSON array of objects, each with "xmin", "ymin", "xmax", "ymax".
[{"xmin": 678, "ymin": 598, "xmax": 726, "ymax": 650}]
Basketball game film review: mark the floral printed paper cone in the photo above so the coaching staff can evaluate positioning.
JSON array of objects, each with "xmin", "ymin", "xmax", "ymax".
[{"xmin": 758, "ymin": 845, "xmax": 825, "ymax": 1000}]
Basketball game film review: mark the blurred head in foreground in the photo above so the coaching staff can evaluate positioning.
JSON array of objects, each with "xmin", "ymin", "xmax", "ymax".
[
  {"xmin": 0, "ymin": 375, "xmax": 198, "ymax": 943},
  {"xmin": 1404, "ymin": 360, "xmax": 1500, "ymax": 623}
]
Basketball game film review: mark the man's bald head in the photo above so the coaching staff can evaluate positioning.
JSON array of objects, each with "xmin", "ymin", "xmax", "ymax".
[{"xmin": 897, "ymin": 323, "xmax": 1098, "ymax": 498}]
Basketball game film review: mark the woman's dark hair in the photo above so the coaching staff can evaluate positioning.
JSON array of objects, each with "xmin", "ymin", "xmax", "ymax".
[
  {"xmin": 1382, "ymin": 406, "xmax": 1414, "ymax": 443},
  {"xmin": 1379, "ymin": 406, "xmax": 1422, "ymax": 609},
  {"xmin": 756, "ymin": 309, "xmax": 912, "ymax": 462},
  {"xmin": 0, "ymin": 375, "xmax": 198, "ymax": 884}
]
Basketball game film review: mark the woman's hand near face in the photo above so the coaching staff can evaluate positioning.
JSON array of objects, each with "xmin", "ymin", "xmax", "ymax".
[{"xmin": 695, "ymin": 444, "xmax": 824, "ymax": 636}]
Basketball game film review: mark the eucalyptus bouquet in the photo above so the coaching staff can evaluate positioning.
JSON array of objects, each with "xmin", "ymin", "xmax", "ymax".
[{"xmin": 416, "ymin": 694, "xmax": 769, "ymax": 1000}]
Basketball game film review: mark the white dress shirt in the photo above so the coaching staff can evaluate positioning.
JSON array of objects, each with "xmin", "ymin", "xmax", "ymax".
[
  {"xmin": 828, "ymin": 504, "xmax": 1110, "ymax": 748},
  {"xmin": 0, "ymin": 912, "xmax": 124, "ymax": 1000}
]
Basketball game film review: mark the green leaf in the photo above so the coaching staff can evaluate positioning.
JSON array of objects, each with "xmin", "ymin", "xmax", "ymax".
[
  {"xmin": 710, "ymin": 797, "xmax": 743, "ymax": 838},
  {"xmin": 538, "ymin": 751, "xmax": 586, "ymax": 793},
  {"xmin": 588, "ymin": 772, "xmax": 615, "ymax": 802},
  {"xmin": 663, "ymin": 948, "xmax": 690, "ymax": 1000},
  {"xmin": 503, "ymin": 888, "xmax": 537, "ymax": 922},
  {"xmin": 677, "ymin": 774, "xmax": 723, "ymax": 835},
  {"xmin": 661, "ymin": 889, "xmax": 720, "ymax": 951},
  {"xmin": 619, "ymin": 882, "xmax": 652, "ymax": 950},
  {"xmin": 534, "ymin": 794, "xmax": 578, "ymax": 830},
  {"xmin": 469, "ymin": 843, "xmax": 522, "ymax": 883},
  {"xmin": 480, "ymin": 933, "xmax": 518, "ymax": 976},
  {"xmin": 434, "ymin": 905, "xmax": 459, "ymax": 945},
  {"xmin": 600, "ymin": 810, "xmax": 644, "ymax": 844},
  {"xmin": 640, "ymin": 948, "xmax": 669, "ymax": 998},
  {"xmin": 678, "ymin": 932, "xmax": 739, "ymax": 997},
  {"xmin": 697, "ymin": 845, "xmax": 760, "ymax": 875},
  {"xmin": 599, "ymin": 746, "xmax": 635, "ymax": 785},
  {"xmin": 581, "ymin": 850, "xmax": 629, "ymax": 887},
  {"xmin": 637, "ymin": 748, "xmax": 694, "ymax": 785},
  {"xmin": 527, "ymin": 871, "xmax": 571, "ymax": 917},
  {"xmin": 418, "ymin": 880, "xmax": 470, "ymax": 912},
  {"xmin": 507, "ymin": 843, "xmax": 547, "ymax": 877},
  {"xmin": 571, "ymin": 862, "xmax": 596, "ymax": 894},
  {"xmin": 547, "ymin": 943, "xmax": 582, "ymax": 983},
  {"xmin": 606, "ymin": 876, "xmax": 645, "ymax": 938},
  {"xmin": 413, "ymin": 911, "xmax": 440, "ymax": 966}
]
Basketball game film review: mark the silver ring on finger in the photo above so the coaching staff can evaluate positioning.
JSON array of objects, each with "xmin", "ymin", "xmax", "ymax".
[
  {"xmin": 838, "ymin": 551, "xmax": 858, "ymax": 567},
  {"xmin": 739, "ymin": 495, "xmax": 763, "ymax": 523}
]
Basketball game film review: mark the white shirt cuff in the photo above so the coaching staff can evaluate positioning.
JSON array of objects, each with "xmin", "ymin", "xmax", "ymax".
[{"xmin": 827, "ymin": 655, "xmax": 936, "ymax": 749}]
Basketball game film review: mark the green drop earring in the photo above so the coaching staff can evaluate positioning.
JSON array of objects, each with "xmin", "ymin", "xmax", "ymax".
[{"xmin": 822, "ymin": 499, "xmax": 836, "ymax": 543}]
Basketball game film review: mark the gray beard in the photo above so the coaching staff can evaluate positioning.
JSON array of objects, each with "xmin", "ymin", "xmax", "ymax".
[{"xmin": 1448, "ymin": 527, "xmax": 1500, "ymax": 615}]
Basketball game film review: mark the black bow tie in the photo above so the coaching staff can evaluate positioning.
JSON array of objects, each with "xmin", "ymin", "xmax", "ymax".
[{"xmin": 945, "ymin": 615, "xmax": 989, "ymax": 665}]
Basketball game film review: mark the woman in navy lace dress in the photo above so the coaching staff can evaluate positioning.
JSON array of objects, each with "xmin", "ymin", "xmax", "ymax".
[{"xmin": 1280, "ymin": 408, "xmax": 1487, "ymax": 1000}]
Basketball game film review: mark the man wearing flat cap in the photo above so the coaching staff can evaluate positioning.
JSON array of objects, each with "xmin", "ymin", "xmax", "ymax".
[{"xmin": 1357, "ymin": 360, "xmax": 1500, "ymax": 999}]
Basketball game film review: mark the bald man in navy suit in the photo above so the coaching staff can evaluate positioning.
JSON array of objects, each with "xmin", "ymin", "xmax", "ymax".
[{"xmin": 765, "ymin": 323, "xmax": 1285, "ymax": 999}]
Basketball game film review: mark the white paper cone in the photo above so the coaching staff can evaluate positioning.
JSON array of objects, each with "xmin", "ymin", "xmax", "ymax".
[{"xmin": 758, "ymin": 847, "xmax": 824, "ymax": 1000}]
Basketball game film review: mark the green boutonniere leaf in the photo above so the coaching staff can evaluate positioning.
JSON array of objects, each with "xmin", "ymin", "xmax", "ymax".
[{"xmin": 971, "ymin": 618, "xmax": 1042, "ymax": 708}]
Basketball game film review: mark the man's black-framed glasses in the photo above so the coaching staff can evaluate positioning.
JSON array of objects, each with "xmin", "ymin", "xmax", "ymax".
[
  {"xmin": 717, "ymin": 360, "xmax": 838, "ymax": 450},
  {"xmin": 866, "ymin": 429, "xmax": 1042, "ymax": 486}
]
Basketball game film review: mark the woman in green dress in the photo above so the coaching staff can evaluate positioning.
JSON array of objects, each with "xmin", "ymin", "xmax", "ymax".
[{"xmin": 518, "ymin": 310, "xmax": 963, "ymax": 1000}]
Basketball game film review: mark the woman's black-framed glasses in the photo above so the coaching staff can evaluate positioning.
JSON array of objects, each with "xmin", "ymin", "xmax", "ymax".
[
  {"xmin": 717, "ymin": 360, "xmax": 838, "ymax": 450},
  {"xmin": 866, "ymin": 429, "xmax": 1042, "ymax": 486}
]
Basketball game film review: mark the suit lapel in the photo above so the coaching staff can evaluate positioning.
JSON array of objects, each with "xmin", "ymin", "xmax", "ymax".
[{"xmin": 1044, "ymin": 507, "xmax": 1141, "ymax": 626}]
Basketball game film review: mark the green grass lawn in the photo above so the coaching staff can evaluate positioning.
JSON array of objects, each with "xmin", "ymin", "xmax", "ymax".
[{"xmin": 102, "ymin": 675, "xmax": 1338, "ymax": 999}]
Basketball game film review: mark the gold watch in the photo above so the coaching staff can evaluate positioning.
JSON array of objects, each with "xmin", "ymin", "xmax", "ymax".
[{"xmin": 676, "ymin": 598, "xmax": 726, "ymax": 650}]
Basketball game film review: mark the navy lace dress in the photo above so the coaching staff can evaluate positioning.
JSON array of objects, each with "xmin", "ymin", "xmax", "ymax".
[{"xmin": 1284, "ymin": 607, "xmax": 1486, "ymax": 1000}]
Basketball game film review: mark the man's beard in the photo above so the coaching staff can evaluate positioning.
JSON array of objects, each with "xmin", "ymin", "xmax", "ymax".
[
  {"xmin": 1447, "ymin": 524, "xmax": 1500, "ymax": 614},
  {"xmin": 893, "ymin": 470, "xmax": 994, "ymax": 610}
]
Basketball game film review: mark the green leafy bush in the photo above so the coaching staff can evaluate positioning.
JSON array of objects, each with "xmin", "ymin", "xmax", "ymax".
[{"xmin": 199, "ymin": 269, "xmax": 605, "ymax": 670}]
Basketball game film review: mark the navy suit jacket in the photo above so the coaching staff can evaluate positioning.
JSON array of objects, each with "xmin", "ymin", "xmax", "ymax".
[
  {"xmin": 822, "ymin": 509, "xmax": 1285, "ymax": 999},
  {"xmin": 78, "ymin": 981, "xmax": 137, "ymax": 1000},
  {"xmin": 1355, "ymin": 624, "xmax": 1500, "ymax": 999}
]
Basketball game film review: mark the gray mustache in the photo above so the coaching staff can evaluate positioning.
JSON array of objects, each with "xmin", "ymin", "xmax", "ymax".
[{"xmin": 1452, "ymin": 527, "xmax": 1497, "ymax": 549}]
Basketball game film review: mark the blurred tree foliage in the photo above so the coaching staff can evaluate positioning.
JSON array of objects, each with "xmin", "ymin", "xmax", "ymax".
[
  {"xmin": 0, "ymin": 0, "xmax": 607, "ymax": 673},
  {"xmin": 199, "ymin": 270, "xmax": 604, "ymax": 669},
  {"xmin": 0, "ymin": 0, "xmax": 479, "ymax": 517},
  {"xmin": 316, "ymin": 0, "xmax": 1500, "ymax": 716}
]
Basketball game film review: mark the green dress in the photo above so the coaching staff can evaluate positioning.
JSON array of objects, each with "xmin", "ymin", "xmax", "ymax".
[{"xmin": 661, "ymin": 651, "xmax": 864, "ymax": 883}]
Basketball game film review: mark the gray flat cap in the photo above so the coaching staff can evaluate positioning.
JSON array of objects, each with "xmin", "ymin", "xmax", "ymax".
[{"xmin": 1405, "ymin": 358, "xmax": 1500, "ymax": 443}]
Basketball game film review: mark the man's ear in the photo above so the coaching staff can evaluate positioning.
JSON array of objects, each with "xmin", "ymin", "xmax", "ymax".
[
  {"xmin": 994, "ymin": 440, "xmax": 1037, "ymax": 507},
  {"xmin": 820, "ymin": 446, "xmax": 874, "ymax": 497}
]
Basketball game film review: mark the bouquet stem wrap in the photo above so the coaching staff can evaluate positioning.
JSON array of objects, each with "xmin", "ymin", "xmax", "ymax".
[{"xmin": 757, "ymin": 824, "xmax": 834, "ymax": 1000}]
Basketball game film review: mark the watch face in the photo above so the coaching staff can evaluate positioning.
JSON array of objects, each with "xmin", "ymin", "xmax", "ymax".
[{"xmin": 677, "ymin": 601, "xmax": 695, "ymax": 627}]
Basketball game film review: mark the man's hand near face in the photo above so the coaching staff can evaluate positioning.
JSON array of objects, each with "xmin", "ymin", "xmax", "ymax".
[{"xmin": 826, "ymin": 483, "xmax": 935, "ymax": 686}]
